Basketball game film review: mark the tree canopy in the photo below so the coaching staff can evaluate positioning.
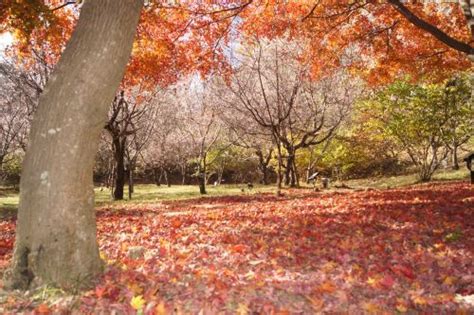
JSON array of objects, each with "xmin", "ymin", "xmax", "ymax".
[{"xmin": 1, "ymin": 0, "xmax": 473, "ymax": 88}]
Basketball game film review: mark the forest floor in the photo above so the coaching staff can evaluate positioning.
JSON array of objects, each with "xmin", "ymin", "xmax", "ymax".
[{"xmin": 0, "ymin": 180, "xmax": 473, "ymax": 313}]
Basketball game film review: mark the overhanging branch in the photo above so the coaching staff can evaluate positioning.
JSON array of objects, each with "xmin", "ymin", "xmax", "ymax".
[{"xmin": 388, "ymin": 0, "xmax": 474, "ymax": 56}]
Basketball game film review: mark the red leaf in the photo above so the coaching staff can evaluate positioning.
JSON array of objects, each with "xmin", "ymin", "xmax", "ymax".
[
  {"xmin": 232, "ymin": 244, "xmax": 246, "ymax": 254},
  {"xmin": 380, "ymin": 275, "xmax": 395, "ymax": 289},
  {"xmin": 36, "ymin": 304, "xmax": 50, "ymax": 314},
  {"xmin": 95, "ymin": 286, "xmax": 107, "ymax": 299},
  {"xmin": 391, "ymin": 265, "xmax": 416, "ymax": 280},
  {"xmin": 170, "ymin": 218, "xmax": 182, "ymax": 229}
]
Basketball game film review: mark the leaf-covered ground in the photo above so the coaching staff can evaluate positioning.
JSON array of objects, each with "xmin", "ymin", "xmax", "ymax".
[{"xmin": 0, "ymin": 181, "xmax": 473, "ymax": 314}]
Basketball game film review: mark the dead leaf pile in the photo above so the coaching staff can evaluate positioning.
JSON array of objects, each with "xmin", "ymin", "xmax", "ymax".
[{"xmin": 0, "ymin": 181, "xmax": 473, "ymax": 313}]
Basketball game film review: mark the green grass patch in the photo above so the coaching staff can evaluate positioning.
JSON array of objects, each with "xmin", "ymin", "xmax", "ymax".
[
  {"xmin": 94, "ymin": 183, "xmax": 275, "ymax": 207},
  {"xmin": 344, "ymin": 168, "xmax": 469, "ymax": 190},
  {"xmin": 0, "ymin": 168, "xmax": 470, "ymax": 214}
]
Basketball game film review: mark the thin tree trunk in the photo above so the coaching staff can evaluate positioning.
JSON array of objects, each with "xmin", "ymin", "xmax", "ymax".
[
  {"xmin": 164, "ymin": 168, "xmax": 170, "ymax": 187},
  {"xmin": 275, "ymin": 142, "xmax": 283, "ymax": 196},
  {"xmin": 153, "ymin": 167, "xmax": 160, "ymax": 186},
  {"xmin": 106, "ymin": 159, "xmax": 114, "ymax": 189},
  {"xmin": 198, "ymin": 153, "xmax": 207, "ymax": 194},
  {"xmin": 128, "ymin": 167, "xmax": 133, "ymax": 200},
  {"xmin": 286, "ymin": 150, "xmax": 298, "ymax": 188},
  {"xmin": 181, "ymin": 164, "xmax": 186, "ymax": 185},
  {"xmin": 292, "ymin": 157, "xmax": 299, "ymax": 187},
  {"xmin": 113, "ymin": 139, "xmax": 125, "ymax": 200},
  {"xmin": 306, "ymin": 166, "xmax": 312, "ymax": 184},
  {"xmin": 128, "ymin": 162, "xmax": 134, "ymax": 194},
  {"xmin": 159, "ymin": 168, "xmax": 164, "ymax": 186},
  {"xmin": 109, "ymin": 164, "xmax": 116, "ymax": 198},
  {"xmin": 4, "ymin": 0, "xmax": 143, "ymax": 290},
  {"xmin": 217, "ymin": 168, "xmax": 223, "ymax": 185},
  {"xmin": 284, "ymin": 160, "xmax": 290, "ymax": 186},
  {"xmin": 198, "ymin": 161, "xmax": 207, "ymax": 195},
  {"xmin": 261, "ymin": 167, "xmax": 269, "ymax": 185},
  {"xmin": 256, "ymin": 149, "xmax": 272, "ymax": 185},
  {"xmin": 452, "ymin": 144, "xmax": 460, "ymax": 170},
  {"xmin": 199, "ymin": 175, "xmax": 206, "ymax": 194}
]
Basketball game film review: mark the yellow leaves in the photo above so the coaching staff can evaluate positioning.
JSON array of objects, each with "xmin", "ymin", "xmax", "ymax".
[
  {"xmin": 249, "ymin": 259, "xmax": 265, "ymax": 266},
  {"xmin": 344, "ymin": 274, "xmax": 357, "ymax": 284},
  {"xmin": 461, "ymin": 196, "xmax": 474, "ymax": 203},
  {"xmin": 366, "ymin": 276, "xmax": 378, "ymax": 286},
  {"xmin": 128, "ymin": 282, "xmax": 144, "ymax": 295},
  {"xmin": 306, "ymin": 296, "xmax": 324, "ymax": 311},
  {"xmin": 316, "ymin": 280, "xmax": 337, "ymax": 294},
  {"xmin": 361, "ymin": 301, "xmax": 381, "ymax": 314},
  {"xmin": 366, "ymin": 274, "xmax": 395, "ymax": 289},
  {"xmin": 99, "ymin": 250, "xmax": 114, "ymax": 264},
  {"xmin": 130, "ymin": 295, "xmax": 146, "ymax": 310},
  {"xmin": 432, "ymin": 228, "xmax": 444, "ymax": 235},
  {"xmin": 436, "ymin": 293, "xmax": 454, "ymax": 303},
  {"xmin": 412, "ymin": 295, "xmax": 428, "ymax": 306},
  {"xmin": 396, "ymin": 304, "xmax": 408, "ymax": 313},
  {"xmin": 236, "ymin": 303, "xmax": 249, "ymax": 315},
  {"xmin": 443, "ymin": 276, "xmax": 457, "ymax": 286},
  {"xmin": 351, "ymin": 263, "xmax": 363, "ymax": 275},
  {"xmin": 156, "ymin": 301, "xmax": 166, "ymax": 315},
  {"xmin": 321, "ymin": 261, "xmax": 337, "ymax": 273},
  {"xmin": 433, "ymin": 242, "xmax": 445, "ymax": 250},
  {"xmin": 244, "ymin": 270, "xmax": 255, "ymax": 280},
  {"xmin": 121, "ymin": 242, "xmax": 129, "ymax": 253}
]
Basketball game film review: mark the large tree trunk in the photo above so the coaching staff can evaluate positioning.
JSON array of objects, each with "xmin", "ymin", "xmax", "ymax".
[{"xmin": 4, "ymin": 0, "xmax": 143, "ymax": 290}]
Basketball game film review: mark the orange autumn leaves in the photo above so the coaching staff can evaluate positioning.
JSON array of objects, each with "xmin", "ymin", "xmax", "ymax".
[
  {"xmin": 1, "ymin": 1, "xmax": 472, "ymax": 91},
  {"xmin": 296, "ymin": 1, "xmax": 472, "ymax": 83},
  {"xmin": 0, "ymin": 0, "xmax": 75, "ymax": 62}
]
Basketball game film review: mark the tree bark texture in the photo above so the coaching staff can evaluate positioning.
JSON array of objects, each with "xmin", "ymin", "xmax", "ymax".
[{"xmin": 4, "ymin": 0, "xmax": 143, "ymax": 290}]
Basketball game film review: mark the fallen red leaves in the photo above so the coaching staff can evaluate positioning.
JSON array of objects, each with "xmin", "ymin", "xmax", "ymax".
[{"xmin": 0, "ymin": 181, "xmax": 473, "ymax": 313}]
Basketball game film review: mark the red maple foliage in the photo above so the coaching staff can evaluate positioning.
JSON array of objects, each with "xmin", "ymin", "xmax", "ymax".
[{"xmin": 0, "ymin": 181, "xmax": 473, "ymax": 313}]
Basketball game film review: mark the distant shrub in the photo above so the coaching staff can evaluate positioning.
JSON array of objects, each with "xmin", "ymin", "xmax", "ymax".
[{"xmin": 1, "ymin": 154, "xmax": 22, "ymax": 189}]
